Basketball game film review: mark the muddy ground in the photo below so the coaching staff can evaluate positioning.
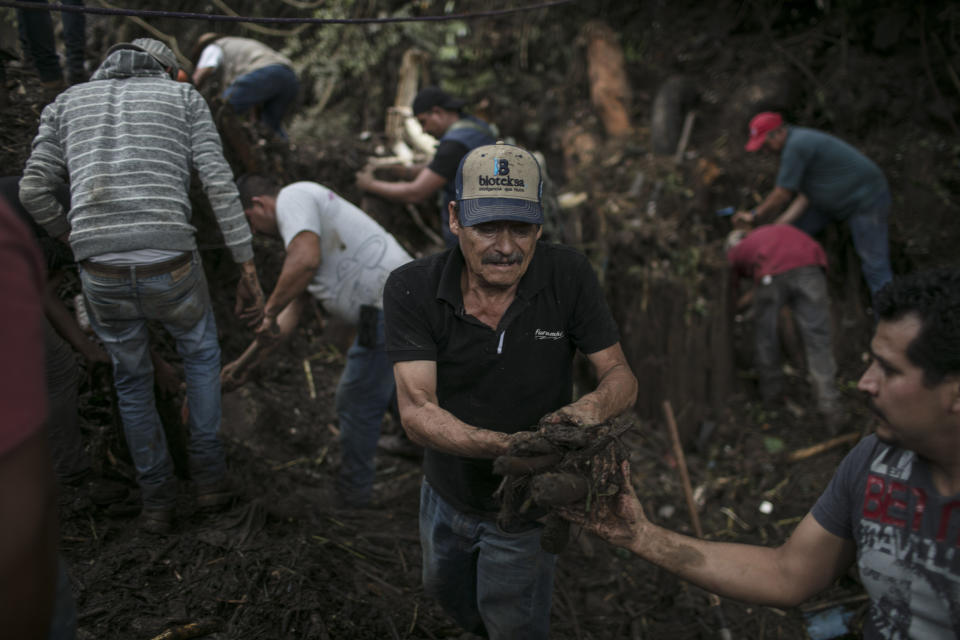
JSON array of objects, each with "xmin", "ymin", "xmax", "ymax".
[{"xmin": 2, "ymin": 1, "xmax": 959, "ymax": 638}]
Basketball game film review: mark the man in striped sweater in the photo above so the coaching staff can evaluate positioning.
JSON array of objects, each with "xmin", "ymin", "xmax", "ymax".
[{"xmin": 20, "ymin": 38, "xmax": 265, "ymax": 534}]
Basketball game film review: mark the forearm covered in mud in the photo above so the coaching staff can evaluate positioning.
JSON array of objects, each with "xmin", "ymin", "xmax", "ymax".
[
  {"xmin": 552, "ymin": 344, "xmax": 637, "ymax": 425},
  {"xmin": 625, "ymin": 513, "xmax": 852, "ymax": 608},
  {"xmin": 405, "ymin": 404, "xmax": 512, "ymax": 458},
  {"xmin": 393, "ymin": 361, "xmax": 511, "ymax": 458}
]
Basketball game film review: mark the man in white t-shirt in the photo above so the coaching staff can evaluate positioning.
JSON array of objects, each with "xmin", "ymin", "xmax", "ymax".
[{"xmin": 225, "ymin": 175, "xmax": 412, "ymax": 507}]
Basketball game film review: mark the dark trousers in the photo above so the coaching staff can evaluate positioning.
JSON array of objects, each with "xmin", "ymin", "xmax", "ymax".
[
  {"xmin": 753, "ymin": 265, "xmax": 839, "ymax": 412},
  {"xmin": 17, "ymin": 0, "xmax": 86, "ymax": 82}
]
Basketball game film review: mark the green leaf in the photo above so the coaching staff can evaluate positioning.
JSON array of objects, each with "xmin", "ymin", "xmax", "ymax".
[{"xmin": 763, "ymin": 436, "xmax": 785, "ymax": 454}]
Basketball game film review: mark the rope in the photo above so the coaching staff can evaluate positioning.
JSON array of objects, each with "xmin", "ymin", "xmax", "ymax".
[{"xmin": 0, "ymin": 0, "xmax": 575, "ymax": 25}]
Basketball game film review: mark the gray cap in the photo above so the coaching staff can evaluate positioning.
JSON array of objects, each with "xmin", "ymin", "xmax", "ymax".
[{"xmin": 106, "ymin": 37, "xmax": 178, "ymax": 73}]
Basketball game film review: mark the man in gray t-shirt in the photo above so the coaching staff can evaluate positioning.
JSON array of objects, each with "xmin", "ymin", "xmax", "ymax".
[
  {"xmin": 734, "ymin": 112, "xmax": 893, "ymax": 298},
  {"xmin": 565, "ymin": 268, "xmax": 960, "ymax": 639},
  {"xmin": 225, "ymin": 176, "xmax": 412, "ymax": 507}
]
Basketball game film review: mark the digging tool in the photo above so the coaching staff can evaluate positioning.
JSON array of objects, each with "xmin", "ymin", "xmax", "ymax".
[{"xmin": 663, "ymin": 400, "xmax": 733, "ymax": 640}]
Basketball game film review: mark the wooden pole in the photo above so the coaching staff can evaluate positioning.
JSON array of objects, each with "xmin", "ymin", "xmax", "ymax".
[
  {"xmin": 663, "ymin": 400, "xmax": 702, "ymax": 537},
  {"xmin": 663, "ymin": 400, "xmax": 732, "ymax": 640}
]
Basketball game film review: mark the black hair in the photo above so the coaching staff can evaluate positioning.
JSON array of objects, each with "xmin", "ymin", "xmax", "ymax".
[
  {"xmin": 873, "ymin": 267, "xmax": 960, "ymax": 387},
  {"xmin": 235, "ymin": 174, "xmax": 280, "ymax": 210}
]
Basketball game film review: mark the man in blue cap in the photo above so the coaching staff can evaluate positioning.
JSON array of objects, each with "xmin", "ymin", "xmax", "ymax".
[{"xmin": 383, "ymin": 142, "xmax": 637, "ymax": 639}]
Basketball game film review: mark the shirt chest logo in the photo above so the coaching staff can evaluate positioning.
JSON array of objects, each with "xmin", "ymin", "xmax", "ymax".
[{"xmin": 534, "ymin": 329, "xmax": 564, "ymax": 341}]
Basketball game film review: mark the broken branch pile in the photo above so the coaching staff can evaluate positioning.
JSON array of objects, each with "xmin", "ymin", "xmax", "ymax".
[{"xmin": 493, "ymin": 417, "xmax": 634, "ymax": 553}]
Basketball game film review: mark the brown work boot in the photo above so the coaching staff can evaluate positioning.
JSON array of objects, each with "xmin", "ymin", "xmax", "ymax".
[
  {"xmin": 139, "ymin": 506, "xmax": 174, "ymax": 535},
  {"xmin": 196, "ymin": 477, "xmax": 235, "ymax": 510}
]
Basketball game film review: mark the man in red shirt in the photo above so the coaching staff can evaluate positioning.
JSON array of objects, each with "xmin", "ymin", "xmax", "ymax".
[{"xmin": 727, "ymin": 224, "xmax": 840, "ymax": 421}]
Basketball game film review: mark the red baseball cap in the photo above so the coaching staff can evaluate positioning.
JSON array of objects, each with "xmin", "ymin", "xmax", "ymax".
[{"xmin": 744, "ymin": 112, "xmax": 783, "ymax": 151}]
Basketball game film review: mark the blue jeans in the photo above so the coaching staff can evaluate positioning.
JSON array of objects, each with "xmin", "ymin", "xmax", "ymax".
[
  {"xmin": 17, "ymin": 0, "xmax": 86, "ymax": 82},
  {"xmin": 334, "ymin": 310, "xmax": 395, "ymax": 506},
  {"xmin": 80, "ymin": 254, "xmax": 225, "ymax": 509},
  {"xmin": 754, "ymin": 265, "xmax": 838, "ymax": 412},
  {"xmin": 794, "ymin": 190, "xmax": 893, "ymax": 298},
  {"xmin": 419, "ymin": 479, "xmax": 556, "ymax": 640},
  {"xmin": 223, "ymin": 64, "xmax": 299, "ymax": 138}
]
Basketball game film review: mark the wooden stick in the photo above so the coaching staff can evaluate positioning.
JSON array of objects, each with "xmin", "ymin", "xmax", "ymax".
[
  {"xmin": 663, "ymin": 400, "xmax": 702, "ymax": 537},
  {"xmin": 785, "ymin": 432, "xmax": 860, "ymax": 462},
  {"xmin": 149, "ymin": 618, "xmax": 222, "ymax": 640},
  {"xmin": 672, "ymin": 110, "xmax": 696, "ymax": 165},
  {"xmin": 663, "ymin": 400, "xmax": 732, "ymax": 640}
]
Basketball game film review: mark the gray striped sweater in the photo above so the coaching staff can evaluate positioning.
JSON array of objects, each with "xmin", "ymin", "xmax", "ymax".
[{"xmin": 19, "ymin": 49, "xmax": 253, "ymax": 264}]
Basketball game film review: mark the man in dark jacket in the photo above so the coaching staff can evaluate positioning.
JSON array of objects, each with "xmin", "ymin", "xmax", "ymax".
[{"xmin": 356, "ymin": 86, "xmax": 496, "ymax": 247}]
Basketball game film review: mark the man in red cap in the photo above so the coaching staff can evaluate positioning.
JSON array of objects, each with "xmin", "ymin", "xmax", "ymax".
[{"xmin": 734, "ymin": 112, "xmax": 892, "ymax": 300}]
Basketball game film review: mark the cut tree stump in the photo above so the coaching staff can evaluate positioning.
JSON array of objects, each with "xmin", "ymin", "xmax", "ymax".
[{"xmin": 582, "ymin": 21, "xmax": 632, "ymax": 137}]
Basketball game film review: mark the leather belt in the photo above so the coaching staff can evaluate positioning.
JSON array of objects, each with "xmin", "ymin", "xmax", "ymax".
[{"xmin": 81, "ymin": 252, "xmax": 192, "ymax": 278}]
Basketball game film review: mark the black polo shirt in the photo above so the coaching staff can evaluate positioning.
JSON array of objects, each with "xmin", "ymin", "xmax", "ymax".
[{"xmin": 383, "ymin": 242, "xmax": 620, "ymax": 515}]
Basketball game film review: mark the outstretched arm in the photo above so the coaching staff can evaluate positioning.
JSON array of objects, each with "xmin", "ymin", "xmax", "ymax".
[
  {"xmin": 563, "ymin": 461, "xmax": 856, "ymax": 607},
  {"xmin": 393, "ymin": 360, "xmax": 513, "ymax": 458},
  {"xmin": 222, "ymin": 294, "xmax": 305, "ymax": 390},
  {"xmin": 733, "ymin": 186, "xmax": 795, "ymax": 226},
  {"xmin": 355, "ymin": 165, "xmax": 447, "ymax": 204},
  {"xmin": 774, "ymin": 193, "xmax": 810, "ymax": 226}
]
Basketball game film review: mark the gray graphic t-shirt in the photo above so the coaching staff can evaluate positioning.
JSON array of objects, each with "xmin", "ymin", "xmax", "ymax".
[
  {"xmin": 276, "ymin": 182, "xmax": 412, "ymax": 323},
  {"xmin": 812, "ymin": 435, "xmax": 960, "ymax": 639}
]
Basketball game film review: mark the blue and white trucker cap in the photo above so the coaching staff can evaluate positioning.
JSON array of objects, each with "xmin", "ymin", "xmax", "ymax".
[{"xmin": 454, "ymin": 142, "xmax": 544, "ymax": 227}]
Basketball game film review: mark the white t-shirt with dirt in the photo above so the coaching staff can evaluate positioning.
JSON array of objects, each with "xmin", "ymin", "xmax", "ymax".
[{"xmin": 275, "ymin": 182, "xmax": 412, "ymax": 324}]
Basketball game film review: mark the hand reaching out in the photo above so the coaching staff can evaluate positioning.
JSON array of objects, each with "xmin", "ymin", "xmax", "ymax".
[{"xmin": 558, "ymin": 460, "xmax": 646, "ymax": 549}]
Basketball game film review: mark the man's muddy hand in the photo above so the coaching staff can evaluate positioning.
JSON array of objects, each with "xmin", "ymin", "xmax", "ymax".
[
  {"xmin": 558, "ymin": 460, "xmax": 646, "ymax": 548},
  {"xmin": 221, "ymin": 358, "xmax": 251, "ymax": 392},
  {"xmin": 540, "ymin": 396, "xmax": 603, "ymax": 427},
  {"xmin": 254, "ymin": 313, "xmax": 281, "ymax": 347}
]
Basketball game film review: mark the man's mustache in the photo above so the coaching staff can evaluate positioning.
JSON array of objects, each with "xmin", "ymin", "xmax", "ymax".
[{"xmin": 482, "ymin": 253, "xmax": 523, "ymax": 265}]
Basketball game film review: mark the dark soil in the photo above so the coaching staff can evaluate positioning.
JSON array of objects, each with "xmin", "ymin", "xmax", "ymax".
[{"xmin": 3, "ymin": 1, "xmax": 958, "ymax": 638}]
